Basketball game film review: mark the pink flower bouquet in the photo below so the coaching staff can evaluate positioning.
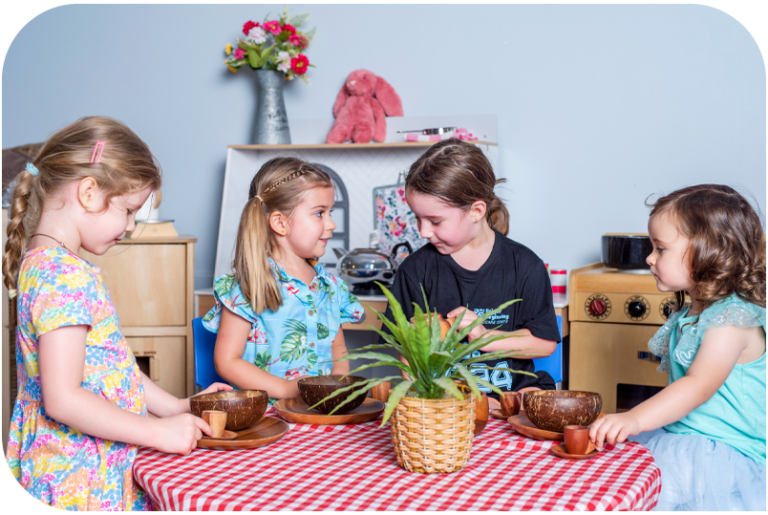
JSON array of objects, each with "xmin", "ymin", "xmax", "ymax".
[{"xmin": 224, "ymin": 7, "xmax": 315, "ymax": 83}]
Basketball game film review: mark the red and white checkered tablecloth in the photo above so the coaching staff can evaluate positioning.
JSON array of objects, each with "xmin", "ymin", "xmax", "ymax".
[{"xmin": 133, "ymin": 408, "xmax": 661, "ymax": 511}]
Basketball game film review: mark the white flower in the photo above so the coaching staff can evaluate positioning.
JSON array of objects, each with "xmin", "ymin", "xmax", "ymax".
[
  {"xmin": 277, "ymin": 60, "xmax": 291, "ymax": 73},
  {"xmin": 277, "ymin": 51, "xmax": 291, "ymax": 62},
  {"xmin": 246, "ymin": 26, "xmax": 267, "ymax": 44}
]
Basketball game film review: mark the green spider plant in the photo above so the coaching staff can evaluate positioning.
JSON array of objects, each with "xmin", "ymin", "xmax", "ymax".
[{"xmin": 312, "ymin": 282, "xmax": 541, "ymax": 425}]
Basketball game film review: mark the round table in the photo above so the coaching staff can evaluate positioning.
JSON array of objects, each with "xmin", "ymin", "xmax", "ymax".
[{"xmin": 133, "ymin": 409, "xmax": 660, "ymax": 510}]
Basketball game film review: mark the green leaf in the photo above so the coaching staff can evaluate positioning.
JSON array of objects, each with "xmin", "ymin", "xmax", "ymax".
[
  {"xmin": 247, "ymin": 48, "xmax": 261, "ymax": 69},
  {"xmin": 317, "ymin": 323, "xmax": 330, "ymax": 340},
  {"xmin": 453, "ymin": 299, "xmax": 521, "ymax": 344},
  {"xmin": 304, "ymin": 27, "xmax": 316, "ymax": 42},
  {"xmin": 347, "ymin": 361, "xmax": 412, "ymax": 378},
  {"xmin": 433, "ymin": 376, "xmax": 465, "ymax": 401},
  {"xmin": 310, "ymin": 376, "xmax": 400, "ymax": 411},
  {"xmin": 380, "ymin": 380, "xmax": 414, "ymax": 426},
  {"xmin": 450, "ymin": 366, "xmax": 484, "ymax": 403},
  {"xmin": 289, "ymin": 13, "xmax": 310, "ymax": 26},
  {"xmin": 324, "ymin": 384, "xmax": 374, "ymax": 415},
  {"xmin": 460, "ymin": 365, "xmax": 538, "ymax": 379},
  {"xmin": 461, "ymin": 348, "xmax": 544, "ymax": 367}
]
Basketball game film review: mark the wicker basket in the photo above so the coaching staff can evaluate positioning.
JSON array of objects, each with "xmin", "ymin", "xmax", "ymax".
[{"xmin": 390, "ymin": 387, "xmax": 476, "ymax": 474}]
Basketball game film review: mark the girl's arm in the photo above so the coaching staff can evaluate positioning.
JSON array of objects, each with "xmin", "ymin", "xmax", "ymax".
[
  {"xmin": 39, "ymin": 326, "xmax": 211, "ymax": 455},
  {"xmin": 589, "ymin": 324, "xmax": 748, "ymax": 449},
  {"xmin": 446, "ymin": 307, "xmax": 557, "ymax": 358},
  {"xmin": 214, "ymin": 307, "xmax": 301, "ymax": 399},
  {"xmin": 330, "ymin": 330, "xmax": 350, "ymax": 375},
  {"xmin": 141, "ymin": 372, "xmax": 232, "ymax": 418}
]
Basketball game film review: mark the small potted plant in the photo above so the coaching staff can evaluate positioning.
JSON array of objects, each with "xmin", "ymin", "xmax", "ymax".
[{"xmin": 314, "ymin": 283, "xmax": 538, "ymax": 474}]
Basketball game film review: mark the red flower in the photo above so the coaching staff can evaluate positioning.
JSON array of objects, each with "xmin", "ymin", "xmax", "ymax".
[
  {"xmin": 280, "ymin": 23, "xmax": 296, "ymax": 36},
  {"xmin": 242, "ymin": 20, "xmax": 259, "ymax": 35},
  {"xmin": 290, "ymin": 54, "xmax": 309, "ymax": 75},
  {"xmin": 234, "ymin": 48, "xmax": 245, "ymax": 60},
  {"xmin": 263, "ymin": 20, "xmax": 281, "ymax": 34},
  {"xmin": 288, "ymin": 34, "xmax": 308, "ymax": 49}
]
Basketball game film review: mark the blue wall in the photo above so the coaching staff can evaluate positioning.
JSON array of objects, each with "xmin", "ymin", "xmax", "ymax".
[{"xmin": 3, "ymin": 4, "xmax": 765, "ymax": 287}]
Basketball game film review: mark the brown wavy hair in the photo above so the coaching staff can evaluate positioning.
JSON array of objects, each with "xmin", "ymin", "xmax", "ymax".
[
  {"xmin": 233, "ymin": 157, "xmax": 332, "ymax": 313},
  {"xmin": 404, "ymin": 138, "xmax": 509, "ymax": 235},
  {"xmin": 647, "ymin": 184, "xmax": 766, "ymax": 310},
  {"xmin": 3, "ymin": 116, "xmax": 162, "ymax": 293}
]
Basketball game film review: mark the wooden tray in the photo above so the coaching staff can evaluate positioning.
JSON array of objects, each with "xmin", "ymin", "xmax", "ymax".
[
  {"xmin": 197, "ymin": 416, "xmax": 289, "ymax": 450},
  {"xmin": 274, "ymin": 397, "xmax": 385, "ymax": 425},
  {"xmin": 550, "ymin": 444, "xmax": 599, "ymax": 461},
  {"xmin": 508, "ymin": 413, "xmax": 606, "ymax": 441}
]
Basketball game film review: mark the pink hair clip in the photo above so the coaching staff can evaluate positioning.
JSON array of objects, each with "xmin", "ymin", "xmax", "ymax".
[{"xmin": 90, "ymin": 141, "xmax": 106, "ymax": 164}]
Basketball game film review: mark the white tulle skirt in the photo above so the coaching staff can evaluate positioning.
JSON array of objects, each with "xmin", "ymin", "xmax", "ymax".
[{"xmin": 629, "ymin": 429, "xmax": 766, "ymax": 511}]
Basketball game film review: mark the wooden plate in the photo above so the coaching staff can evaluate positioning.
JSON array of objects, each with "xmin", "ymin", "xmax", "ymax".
[
  {"xmin": 206, "ymin": 430, "xmax": 238, "ymax": 441},
  {"xmin": 491, "ymin": 409, "xmax": 521, "ymax": 420},
  {"xmin": 508, "ymin": 413, "xmax": 563, "ymax": 440},
  {"xmin": 508, "ymin": 413, "xmax": 606, "ymax": 441},
  {"xmin": 197, "ymin": 416, "xmax": 289, "ymax": 450},
  {"xmin": 549, "ymin": 444, "xmax": 599, "ymax": 460},
  {"xmin": 274, "ymin": 397, "xmax": 385, "ymax": 425}
]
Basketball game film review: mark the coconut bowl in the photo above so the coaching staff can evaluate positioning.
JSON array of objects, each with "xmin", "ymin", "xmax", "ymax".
[
  {"xmin": 298, "ymin": 375, "xmax": 367, "ymax": 414},
  {"xmin": 523, "ymin": 390, "xmax": 602, "ymax": 432},
  {"xmin": 190, "ymin": 390, "xmax": 268, "ymax": 431}
]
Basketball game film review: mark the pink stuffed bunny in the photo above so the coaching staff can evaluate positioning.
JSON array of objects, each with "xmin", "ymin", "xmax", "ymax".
[{"xmin": 326, "ymin": 69, "xmax": 403, "ymax": 144}]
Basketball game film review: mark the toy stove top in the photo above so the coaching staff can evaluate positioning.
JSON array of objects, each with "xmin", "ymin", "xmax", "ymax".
[{"xmin": 570, "ymin": 264, "xmax": 675, "ymax": 325}]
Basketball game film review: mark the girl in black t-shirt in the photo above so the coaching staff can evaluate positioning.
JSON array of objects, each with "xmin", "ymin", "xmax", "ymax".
[{"xmin": 381, "ymin": 138, "xmax": 561, "ymax": 406}]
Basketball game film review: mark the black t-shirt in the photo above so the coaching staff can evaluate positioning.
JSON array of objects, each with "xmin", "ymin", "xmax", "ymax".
[{"xmin": 379, "ymin": 231, "xmax": 561, "ymax": 398}]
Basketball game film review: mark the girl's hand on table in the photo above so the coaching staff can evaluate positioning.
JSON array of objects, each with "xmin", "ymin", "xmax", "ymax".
[
  {"xmin": 589, "ymin": 412, "xmax": 641, "ymax": 450},
  {"xmin": 180, "ymin": 382, "xmax": 233, "ymax": 414},
  {"xmin": 447, "ymin": 307, "xmax": 486, "ymax": 341},
  {"xmin": 152, "ymin": 413, "xmax": 212, "ymax": 455}
]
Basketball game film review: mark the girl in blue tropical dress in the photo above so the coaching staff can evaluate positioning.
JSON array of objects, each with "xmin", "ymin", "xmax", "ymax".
[
  {"xmin": 203, "ymin": 157, "xmax": 364, "ymax": 401},
  {"xmin": 590, "ymin": 184, "xmax": 766, "ymax": 511}
]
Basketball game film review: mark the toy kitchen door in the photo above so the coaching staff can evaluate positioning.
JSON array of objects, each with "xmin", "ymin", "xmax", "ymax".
[{"xmin": 373, "ymin": 177, "xmax": 426, "ymax": 263}]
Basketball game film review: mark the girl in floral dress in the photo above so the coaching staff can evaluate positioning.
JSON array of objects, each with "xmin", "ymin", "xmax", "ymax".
[
  {"xmin": 590, "ymin": 185, "xmax": 765, "ymax": 511},
  {"xmin": 3, "ymin": 116, "xmax": 230, "ymax": 510},
  {"xmin": 203, "ymin": 157, "xmax": 364, "ymax": 401}
]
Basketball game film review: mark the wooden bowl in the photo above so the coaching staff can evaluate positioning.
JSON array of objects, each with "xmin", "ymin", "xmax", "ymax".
[
  {"xmin": 190, "ymin": 390, "xmax": 268, "ymax": 431},
  {"xmin": 298, "ymin": 375, "xmax": 367, "ymax": 414},
  {"xmin": 523, "ymin": 390, "xmax": 602, "ymax": 432}
]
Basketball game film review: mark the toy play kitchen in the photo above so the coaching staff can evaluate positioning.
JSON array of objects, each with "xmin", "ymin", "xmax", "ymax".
[{"xmin": 568, "ymin": 233, "xmax": 673, "ymax": 414}]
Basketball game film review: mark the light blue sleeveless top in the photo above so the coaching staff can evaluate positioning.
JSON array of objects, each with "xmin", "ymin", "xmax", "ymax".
[{"xmin": 648, "ymin": 294, "xmax": 766, "ymax": 464}]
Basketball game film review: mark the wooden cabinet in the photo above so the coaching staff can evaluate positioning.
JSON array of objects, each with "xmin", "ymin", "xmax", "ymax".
[{"xmin": 81, "ymin": 236, "xmax": 197, "ymax": 397}]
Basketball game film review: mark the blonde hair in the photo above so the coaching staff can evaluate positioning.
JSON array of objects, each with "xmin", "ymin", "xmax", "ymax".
[
  {"xmin": 3, "ymin": 116, "xmax": 162, "ymax": 292},
  {"xmin": 647, "ymin": 184, "xmax": 766, "ymax": 310},
  {"xmin": 405, "ymin": 138, "xmax": 510, "ymax": 235},
  {"xmin": 234, "ymin": 157, "xmax": 332, "ymax": 313}
]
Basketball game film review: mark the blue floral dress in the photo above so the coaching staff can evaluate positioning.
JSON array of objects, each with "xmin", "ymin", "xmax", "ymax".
[{"xmin": 203, "ymin": 259, "xmax": 364, "ymax": 399}]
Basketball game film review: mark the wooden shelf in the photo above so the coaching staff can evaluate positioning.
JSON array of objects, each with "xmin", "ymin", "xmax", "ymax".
[{"xmin": 228, "ymin": 141, "xmax": 498, "ymax": 150}]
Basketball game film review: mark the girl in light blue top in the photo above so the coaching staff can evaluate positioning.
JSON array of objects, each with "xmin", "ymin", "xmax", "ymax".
[
  {"xmin": 203, "ymin": 158, "xmax": 364, "ymax": 402},
  {"xmin": 590, "ymin": 184, "xmax": 766, "ymax": 511}
]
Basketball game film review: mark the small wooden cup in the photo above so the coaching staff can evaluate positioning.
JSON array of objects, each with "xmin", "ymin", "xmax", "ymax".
[
  {"xmin": 202, "ymin": 410, "xmax": 228, "ymax": 438},
  {"xmin": 369, "ymin": 381, "xmax": 391, "ymax": 404},
  {"xmin": 500, "ymin": 392, "xmax": 521, "ymax": 417},
  {"xmin": 563, "ymin": 425, "xmax": 595, "ymax": 455}
]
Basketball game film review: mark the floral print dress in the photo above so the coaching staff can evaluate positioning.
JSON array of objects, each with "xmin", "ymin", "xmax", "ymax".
[
  {"xmin": 5, "ymin": 247, "xmax": 152, "ymax": 511},
  {"xmin": 203, "ymin": 259, "xmax": 364, "ymax": 400}
]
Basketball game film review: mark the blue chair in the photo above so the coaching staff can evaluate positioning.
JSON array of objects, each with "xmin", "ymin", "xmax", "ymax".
[
  {"xmin": 532, "ymin": 314, "xmax": 564, "ymax": 388},
  {"xmin": 193, "ymin": 317, "xmax": 227, "ymax": 390}
]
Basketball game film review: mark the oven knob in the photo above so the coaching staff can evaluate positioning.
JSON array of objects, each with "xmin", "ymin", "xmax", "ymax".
[
  {"xmin": 585, "ymin": 294, "xmax": 611, "ymax": 320},
  {"xmin": 660, "ymin": 297, "xmax": 676, "ymax": 320},
  {"xmin": 589, "ymin": 299, "xmax": 606, "ymax": 316},
  {"xmin": 624, "ymin": 295, "xmax": 650, "ymax": 321},
  {"xmin": 627, "ymin": 301, "xmax": 646, "ymax": 318}
]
